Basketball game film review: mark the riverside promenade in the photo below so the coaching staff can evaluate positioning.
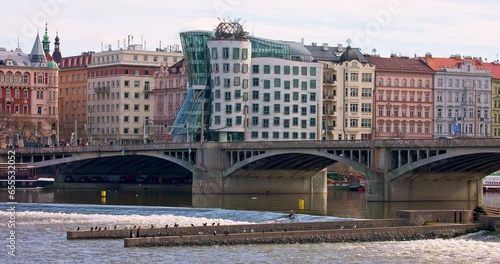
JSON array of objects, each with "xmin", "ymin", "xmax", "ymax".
[{"xmin": 66, "ymin": 210, "xmax": 500, "ymax": 247}]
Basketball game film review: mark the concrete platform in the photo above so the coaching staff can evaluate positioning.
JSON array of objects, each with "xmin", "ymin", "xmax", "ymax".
[
  {"xmin": 124, "ymin": 224, "xmax": 482, "ymax": 247},
  {"xmin": 67, "ymin": 219, "xmax": 410, "ymax": 240},
  {"xmin": 66, "ymin": 209, "xmax": 486, "ymax": 248}
]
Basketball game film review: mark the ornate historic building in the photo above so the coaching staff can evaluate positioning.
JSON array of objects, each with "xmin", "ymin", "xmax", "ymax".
[
  {"xmin": 421, "ymin": 54, "xmax": 492, "ymax": 138},
  {"xmin": 152, "ymin": 59, "xmax": 187, "ymax": 142},
  {"xmin": 0, "ymin": 31, "xmax": 58, "ymax": 147},
  {"xmin": 59, "ymin": 52, "xmax": 92, "ymax": 145},
  {"xmin": 368, "ymin": 55, "xmax": 435, "ymax": 139},
  {"xmin": 306, "ymin": 43, "xmax": 375, "ymax": 140},
  {"xmin": 482, "ymin": 62, "xmax": 500, "ymax": 138}
]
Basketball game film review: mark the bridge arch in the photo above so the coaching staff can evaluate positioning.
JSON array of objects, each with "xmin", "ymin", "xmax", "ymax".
[
  {"xmin": 33, "ymin": 152, "xmax": 195, "ymax": 173},
  {"xmin": 389, "ymin": 149, "xmax": 500, "ymax": 181},
  {"xmin": 223, "ymin": 149, "xmax": 371, "ymax": 178}
]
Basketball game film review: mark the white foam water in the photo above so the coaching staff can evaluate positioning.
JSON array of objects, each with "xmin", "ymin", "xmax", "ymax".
[{"xmin": 1, "ymin": 204, "xmax": 499, "ymax": 264}]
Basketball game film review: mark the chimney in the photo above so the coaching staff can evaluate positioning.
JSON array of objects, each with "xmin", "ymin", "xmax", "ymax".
[
  {"xmin": 322, "ymin": 43, "xmax": 328, "ymax": 51},
  {"xmin": 455, "ymin": 54, "xmax": 461, "ymax": 60},
  {"xmin": 338, "ymin": 43, "xmax": 343, "ymax": 51},
  {"xmin": 425, "ymin": 52, "xmax": 432, "ymax": 64},
  {"xmin": 301, "ymin": 38, "xmax": 304, "ymax": 45}
]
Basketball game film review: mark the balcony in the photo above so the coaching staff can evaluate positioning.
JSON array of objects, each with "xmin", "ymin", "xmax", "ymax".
[
  {"xmin": 323, "ymin": 95, "xmax": 335, "ymax": 100},
  {"xmin": 324, "ymin": 79, "xmax": 336, "ymax": 84},
  {"xmin": 94, "ymin": 86, "xmax": 110, "ymax": 93},
  {"xmin": 4, "ymin": 98, "xmax": 13, "ymax": 103}
]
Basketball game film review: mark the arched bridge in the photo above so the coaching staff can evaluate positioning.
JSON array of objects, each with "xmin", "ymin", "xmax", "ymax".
[{"xmin": 2, "ymin": 139, "xmax": 500, "ymax": 202}]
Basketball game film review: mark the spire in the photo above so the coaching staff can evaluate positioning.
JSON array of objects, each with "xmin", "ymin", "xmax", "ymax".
[
  {"xmin": 52, "ymin": 31, "xmax": 62, "ymax": 64},
  {"xmin": 42, "ymin": 20, "xmax": 50, "ymax": 55},
  {"xmin": 30, "ymin": 31, "xmax": 47, "ymax": 66}
]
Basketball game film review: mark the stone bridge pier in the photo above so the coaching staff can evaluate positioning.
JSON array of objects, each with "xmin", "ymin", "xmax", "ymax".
[
  {"xmin": 368, "ymin": 147, "xmax": 484, "ymax": 203},
  {"xmin": 191, "ymin": 142, "xmax": 327, "ymax": 194}
]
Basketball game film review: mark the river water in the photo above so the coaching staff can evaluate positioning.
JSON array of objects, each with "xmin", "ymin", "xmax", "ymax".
[{"xmin": 1, "ymin": 190, "xmax": 499, "ymax": 263}]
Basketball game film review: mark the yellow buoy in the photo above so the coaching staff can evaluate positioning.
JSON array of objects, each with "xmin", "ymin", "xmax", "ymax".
[
  {"xmin": 101, "ymin": 190, "xmax": 106, "ymax": 197},
  {"xmin": 298, "ymin": 199, "xmax": 305, "ymax": 210}
]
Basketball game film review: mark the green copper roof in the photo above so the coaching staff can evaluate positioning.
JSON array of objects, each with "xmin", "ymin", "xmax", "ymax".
[{"xmin": 47, "ymin": 60, "xmax": 58, "ymax": 69}]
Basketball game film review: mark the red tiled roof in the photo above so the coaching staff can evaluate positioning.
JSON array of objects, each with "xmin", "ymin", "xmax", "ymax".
[
  {"xmin": 367, "ymin": 56, "xmax": 434, "ymax": 73},
  {"xmin": 418, "ymin": 56, "xmax": 483, "ymax": 72},
  {"xmin": 482, "ymin": 63, "xmax": 500, "ymax": 79}
]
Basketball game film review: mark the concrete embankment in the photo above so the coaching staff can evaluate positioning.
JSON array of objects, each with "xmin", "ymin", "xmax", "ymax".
[{"xmin": 124, "ymin": 224, "xmax": 482, "ymax": 247}]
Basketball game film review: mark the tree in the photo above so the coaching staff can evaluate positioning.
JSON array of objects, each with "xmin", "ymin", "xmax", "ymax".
[
  {"xmin": 0, "ymin": 111, "xmax": 14, "ymax": 146},
  {"xmin": 13, "ymin": 115, "xmax": 37, "ymax": 143}
]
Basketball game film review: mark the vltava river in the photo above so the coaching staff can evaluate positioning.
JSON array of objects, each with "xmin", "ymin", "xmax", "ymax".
[{"xmin": 1, "ymin": 190, "xmax": 499, "ymax": 263}]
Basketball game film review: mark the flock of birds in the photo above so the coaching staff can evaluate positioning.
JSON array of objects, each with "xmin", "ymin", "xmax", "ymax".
[{"xmin": 78, "ymin": 222, "xmax": 222, "ymax": 232}]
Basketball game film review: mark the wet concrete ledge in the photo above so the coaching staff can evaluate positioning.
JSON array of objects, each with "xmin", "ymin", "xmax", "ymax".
[
  {"xmin": 123, "ymin": 224, "xmax": 482, "ymax": 247},
  {"xmin": 67, "ymin": 219, "xmax": 410, "ymax": 240}
]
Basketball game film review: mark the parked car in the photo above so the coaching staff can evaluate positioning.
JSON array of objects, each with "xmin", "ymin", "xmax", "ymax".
[
  {"xmin": 119, "ymin": 175, "xmax": 134, "ymax": 183},
  {"xmin": 91, "ymin": 176, "xmax": 104, "ymax": 183},
  {"xmin": 79, "ymin": 176, "xmax": 90, "ymax": 183},
  {"xmin": 64, "ymin": 176, "xmax": 75, "ymax": 182}
]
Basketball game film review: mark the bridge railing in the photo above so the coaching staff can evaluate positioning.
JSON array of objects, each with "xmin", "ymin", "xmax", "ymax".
[
  {"xmin": 0, "ymin": 143, "xmax": 196, "ymax": 154},
  {"xmin": 219, "ymin": 140, "xmax": 371, "ymax": 149},
  {"xmin": 379, "ymin": 138, "xmax": 500, "ymax": 148}
]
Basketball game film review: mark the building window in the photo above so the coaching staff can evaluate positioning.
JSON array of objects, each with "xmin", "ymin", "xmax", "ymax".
[
  {"xmin": 274, "ymin": 78, "xmax": 281, "ymax": 88},
  {"xmin": 211, "ymin": 47, "xmax": 218, "ymax": 59},
  {"xmin": 284, "ymin": 66, "xmax": 290, "ymax": 75},
  {"xmin": 242, "ymin": 48, "xmax": 248, "ymax": 60},
  {"xmin": 253, "ymin": 78, "xmax": 259, "ymax": 87},
  {"xmin": 134, "ymin": 104, "xmax": 139, "ymax": 111},
  {"xmin": 252, "ymin": 65, "xmax": 259, "ymax": 74},
  {"xmin": 274, "ymin": 65, "xmax": 281, "ymax": 74},
  {"xmin": 222, "ymin": 47, "xmax": 229, "ymax": 59},
  {"xmin": 264, "ymin": 65, "xmax": 270, "ymax": 74}
]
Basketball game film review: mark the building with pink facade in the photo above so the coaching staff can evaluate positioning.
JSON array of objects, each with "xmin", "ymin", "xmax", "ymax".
[
  {"xmin": 368, "ymin": 56, "xmax": 435, "ymax": 139},
  {"xmin": 0, "ymin": 32, "xmax": 58, "ymax": 147},
  {"xmin": 152, "ymin": 59, "xmax": 186, "ymax": 142}
]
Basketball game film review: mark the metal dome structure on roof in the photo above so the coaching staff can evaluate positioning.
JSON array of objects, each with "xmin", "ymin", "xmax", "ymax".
[
  {"xmin": 214, "ymin": 18, "xmax": 248, "ymax": 40},
  {"xmin": 340, "ymin": 45, "xmax": 360, "ymax": 62}
]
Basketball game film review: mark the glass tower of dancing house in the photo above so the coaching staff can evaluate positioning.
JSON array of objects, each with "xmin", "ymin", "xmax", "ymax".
[{"xmin": 171, "ymin": 20, "xmax": 322, "ymax": 142}]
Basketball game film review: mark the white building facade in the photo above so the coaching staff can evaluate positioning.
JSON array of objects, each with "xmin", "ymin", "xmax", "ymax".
[{"xmin": 207, "ymin": 38, "xmax": 322, "ymax": 142}]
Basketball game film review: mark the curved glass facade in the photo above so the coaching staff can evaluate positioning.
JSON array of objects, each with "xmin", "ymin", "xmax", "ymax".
[
  {"xmin": 179, "ymin": 31, "xmax": 213, "ymax": 86},
  {"xmin": 171, "ymin": 31, "xmax": 213, "ymax": 142},
  {"xmin": 248, "ymin": 36, "xmax": 290, "ymax": 59},
  {"xmin": 170, "ymin": 87, "xmax": 211, "ymax": 142}
]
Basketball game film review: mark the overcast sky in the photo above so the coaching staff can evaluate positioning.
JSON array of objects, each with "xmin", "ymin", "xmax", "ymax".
[{"xmin": 1, "ymin": 0, "xmax": 499, "ymax": 61}]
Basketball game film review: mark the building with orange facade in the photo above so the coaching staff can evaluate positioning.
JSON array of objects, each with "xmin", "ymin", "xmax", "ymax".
[
  {"xmin": 421, "ymin": 54, "xmax": 491, "ymax": 138},
  {"xmin": 0, "ymin": 32, "xmax": 58, "ymax": 147},
  {"xmin": 482, "ymin": 62, "xmax": 500, "ymax": 138},
  {"xmin": 368, "ymin": 55, "xmax": 435, "ymax": 139},
  {"xmin": 152, "ymin": 59, "xmax": 187, "ymax": 142},
  {"xmin": 58, "ymin": 52, "xmax": 93, "ymax": 145}
]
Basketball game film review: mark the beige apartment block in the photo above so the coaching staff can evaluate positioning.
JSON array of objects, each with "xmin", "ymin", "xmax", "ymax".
[{"xmin": 87, "ymin": 46, "xmax": 183, "ymax": 145}]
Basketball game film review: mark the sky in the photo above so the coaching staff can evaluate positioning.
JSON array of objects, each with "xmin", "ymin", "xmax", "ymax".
[{"xmin": 1, "ymin": 0, "xmax": 500, "ymax": 61}]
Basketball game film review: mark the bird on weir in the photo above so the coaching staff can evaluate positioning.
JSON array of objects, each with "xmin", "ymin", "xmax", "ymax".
[{"xmin": 77, "ymin": 227, "xmax": 80, "ymax": 231}]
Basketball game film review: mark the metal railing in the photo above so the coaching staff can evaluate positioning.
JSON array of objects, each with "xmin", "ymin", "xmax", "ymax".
[{"xmin": 3, "ymin": 138, "xmax": 500, "ymax": 154}]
